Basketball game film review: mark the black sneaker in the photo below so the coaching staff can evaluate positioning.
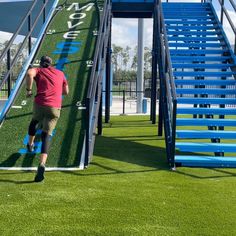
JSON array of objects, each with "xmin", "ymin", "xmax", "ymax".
[
  {"xmin": 27, "ymin": 143, "xmax": 34, "ymax": 152},
  {"xmin": 34, "ymin": 164, "xmax": 45, "ymax": 182}
]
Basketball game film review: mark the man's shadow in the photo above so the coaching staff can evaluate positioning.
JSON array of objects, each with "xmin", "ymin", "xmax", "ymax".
[{"xmin": 0, "ymin": 179, "xmax": 35, "ymax": 184}]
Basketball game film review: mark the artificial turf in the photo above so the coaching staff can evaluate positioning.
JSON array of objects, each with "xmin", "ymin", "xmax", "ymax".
[
  {"xmin": 1, "ymin": 115, "xmax": 236, "ymax": 235},
  {"xmin": 0, "ymin": 0, "xmax": 100, "ymax": 167}
]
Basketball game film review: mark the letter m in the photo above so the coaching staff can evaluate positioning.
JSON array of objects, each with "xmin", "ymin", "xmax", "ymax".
[{"xmin": 67, "ymin": 3, "xmax": 94, "ymax": 11}]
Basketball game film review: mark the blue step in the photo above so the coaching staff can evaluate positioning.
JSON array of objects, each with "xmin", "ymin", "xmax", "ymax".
[
  {"xmin": 164, "ymin": 16, "xmax": 215, "ymax": 19},
  {"xmin": 167, "ymin": 32, "xmax": 222, "ymax": 36},
  {"xmin": 176, "ymin": 88, "xmax": 236, "ymax": 95},
  {"xmin": 169, "ymin": 43, "xmax": 223, "ymax": 47},
  {"xmin": 177, "ymin": 107, "xmax": 236, "ymax": 115},
  {"xmin": 175, "ymin": 155, "xmax": 236, "ymax": 167},
  {"xmin": 171, "ymin": 56, "xmax": 231, "ymax": 62},
  {"xmin": 164, "ymin": 9, "xmax": 211, "ymax": 12},
  {"xmin": 175, "ymin": 79, "xmax": 236, "ymax": 86},
  {"xmin": 165, "ymin": 21, "xmax": 216, "ymax": 25},
  {"xmin": 162, "ymin": 2, "xmax": 209, "ymax": 6},
  {"xmin": 170, "ymin": 49, "xmax": 229, "ymax": 55},
  {"xmin": 176, "ymin": 130, "xmax": 236, "ymax": 139},
  {"xmin": 166, "ymin": 26, "xmax": 217, "ymax": 30},
  {"xmin": 176, "ymin": 142, "xmax": 236, "ymax": 152},
  {"xmin": 172, "ymin": 63, "xmax": 235, "ymax": 69},
  {"xmin": 174, "ymin": 71, "xmax": 235, "ymax": 77},
  {"xmin": 163, "ymin": 8, "xmax": 210, "ymax": 12},
  {"xmin": 176, "ymin": 118, "xmax": 236, "ymax": 126},
  {"xmin": 168, "ymin": 36, "xmax": 223, "ymax": 42},
  {"xmin": 177, "ymin": 98, "xmax": 236, "ymax": 105}
]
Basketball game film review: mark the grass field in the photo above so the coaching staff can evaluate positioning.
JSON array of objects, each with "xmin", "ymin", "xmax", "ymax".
[
  {"xmin": 0, "ymin": 0, "xmax": 100, "ymax": 167},
  {"xmin": 1, "ymin": 115, "xmax": 236, "ymax": 235}
]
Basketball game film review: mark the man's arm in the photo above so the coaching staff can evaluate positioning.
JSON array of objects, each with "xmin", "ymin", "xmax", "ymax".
[
  {"xmin": 26, "ymin": 68, "xmax": 37, "ymax": 96},
  {"xmin": 63, "ymin": 84, "xmax": 69, "ymax": 95}
]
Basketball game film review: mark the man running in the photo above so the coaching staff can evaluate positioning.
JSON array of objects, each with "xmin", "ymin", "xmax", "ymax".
[{"xmin": 26, "ymin": 56, "xmax": 69, "ymax": 182}]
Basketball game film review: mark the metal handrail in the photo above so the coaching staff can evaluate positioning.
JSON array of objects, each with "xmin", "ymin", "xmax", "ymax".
[
  {"xmin": 217, "ymin": 0, "xmax": 236, "ymax": 54},
  {"xmin": 87, "ymin": 1, "xmax": 109, "ymax": 100},
  {"xmin": 0, "ymin": 0, "xmax": 58, "ymax": 124},
  {"xmin": 0, "ymin": 0, "xmax": 49, "ymax": 91},
  {"xmin": 0, "ymin": 1, "xmax": 38, "ymax": 62},
  {"xmin": 0, "ymin": 0, "xmax": 51, "ymax": 92}
]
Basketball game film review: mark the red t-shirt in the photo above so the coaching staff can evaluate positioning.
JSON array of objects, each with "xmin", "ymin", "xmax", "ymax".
[{"xmin": 34, "ymin": 67, "xmax": 67, "ymax": 108}]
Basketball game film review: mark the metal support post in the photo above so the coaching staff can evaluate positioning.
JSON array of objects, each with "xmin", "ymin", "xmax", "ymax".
[
  {"xmin": 137, "ymin": 18, "xmax": 144, "ymax": 113},
  {"xmin": 43, "ymin": 0, "xmax": 46, "ymax": 23},
  {"xmin": 105, "ymin": 18, "xmax": 112, "ymax": 123},
  {"xmin": 28, "ymin": 15, "xmax": 32, "ymax": 55},
  {"xmin": 98, "ymin": 91, "xmax": 103, "ymax": 135},
  {"xmin": 122, "ymin": 90, "xmax": 125, "ymax": 115},
  {"xmin": 151, "ymin": 4, "xmax": 158, "ymax": 124},
  {"xmin": 156, "ymin": 0, "xmax": 163, "ymax": 134},
  {"xmin": 7, "ymin": 49, "xmax": 11, "ymax": 97},
  {"xmin": 220, "ymin": 0, "xmax": 224, "ymax": 24},
  {"xmin": 85, "ymin": 98, "xmax": 90, "ymax": 167}
]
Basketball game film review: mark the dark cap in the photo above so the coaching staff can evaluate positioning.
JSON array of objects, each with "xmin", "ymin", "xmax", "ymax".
[{"xmin": 40, "ymin": 55, "xmax": 52, "ymax": 68}]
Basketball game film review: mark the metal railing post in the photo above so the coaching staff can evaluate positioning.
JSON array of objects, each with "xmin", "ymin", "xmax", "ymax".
[
  {"xmin": 28, "ymin": 14, "xmax": 32, "ymax": 55},
  {"xmin": 151, "ymin": 0, "xmax": 158, "ymax": 124},
  {"xmin": 122, "ymin": 90, "xmax": 125, "ymax": 115},
  {"xmin": 105, "ymin": 17, "xmax": 112, "ymax": 123},
  {"xmin": 7, "ymin": 49, "xmax": 11, "ymax": 98},
  {"xmin": 85, "ymin": 98, "xmax": 90, "ymax": 167},
  {"xmin": 97, "ymin": 90, "xmax": 103, "ymax": 135},
  {"xmin": 43, "ymin": 0, "xmax": 46, "ymax": 23},
  {"xmin": 220, "ymin": 0, "xmax": 224, "ymax": 24},
  {"xmin": 234, "ymin": 37, "xmax": 236, "ymax": 55}
]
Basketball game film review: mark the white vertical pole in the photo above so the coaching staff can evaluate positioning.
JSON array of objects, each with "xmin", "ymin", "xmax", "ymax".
[{"xmin": 137, "ymin": 18, "xmax": 144, "ymax": 113}]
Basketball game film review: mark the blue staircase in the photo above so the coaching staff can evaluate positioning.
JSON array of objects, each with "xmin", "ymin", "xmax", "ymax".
[{"xmin": 162, "ymin": 2, "xmax": 236, "ymax": 168}]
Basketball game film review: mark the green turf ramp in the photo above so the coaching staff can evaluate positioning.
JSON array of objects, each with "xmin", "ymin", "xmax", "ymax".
[{"xmin": 0, "ymin": 0, "xmax": 103, "ymax": 168}]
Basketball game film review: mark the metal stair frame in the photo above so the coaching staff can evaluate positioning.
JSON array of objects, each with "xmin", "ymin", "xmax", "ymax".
[
  {"xmin": 157, "ymin": 0, "xmax": 177, "ymax": 169},
  {"xmin": 84, "ymin": 0, "xmax": 112, "ymax": 167},
  {"xmin": 160, "ymin": 0, "xmax": 236, "ymax": 168}
]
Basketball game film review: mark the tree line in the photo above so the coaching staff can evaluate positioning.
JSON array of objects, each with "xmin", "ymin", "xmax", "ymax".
[
  {"xmin": 0, "ymin": 41, "xmax": 27, "ymax": 83},
  {"xmin": 111, "ymin": 44, "xmax": 152, "ymax": 81}
]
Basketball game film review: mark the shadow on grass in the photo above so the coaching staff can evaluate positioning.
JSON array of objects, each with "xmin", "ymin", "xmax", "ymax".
[
  {"xmin": 0, "ymin": 179, "xmax": 35, "ymax": 184},
  {"xmin": 0, "ymin": 170, "xmax": 35, "ymax": 184},
  {"xmin": 0, "ymin": 152, "xmax": 36, "ymax": 168},
  {"xmin": 175, "ymin": 168, "xmax": 236, "ymax": 179},
  {"xmin": 5, "ymin": 111, "xmax": 33, "ymax": 121},
  {"xmin": 0, "ymin": 153, "xmax": 21, "ymax": 167},
  {"xmin": 0, "ymin": 153, "xmax": 36, "ymax": 184},
  {"xmin": 62, "ymin": 135, "xmax": 169, "ymax": 177},
  {"xmin": 94, "ymin": 135, "xmax": 168, "ymax": 168}
]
